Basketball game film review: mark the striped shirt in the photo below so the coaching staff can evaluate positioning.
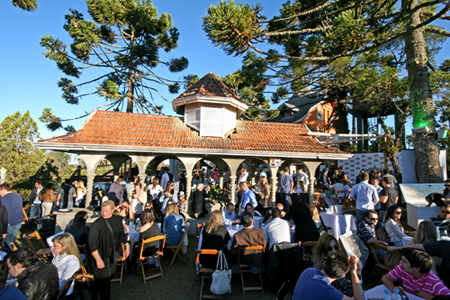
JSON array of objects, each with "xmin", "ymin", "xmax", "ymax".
[{"xmin": 388, "ymin": 264, "xmax": 450, "ymax": 296}]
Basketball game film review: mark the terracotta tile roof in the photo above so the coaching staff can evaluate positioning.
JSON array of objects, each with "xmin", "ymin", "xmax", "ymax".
[
  {"xmin": 39, "ymin": 110, "xmax": 342, "ymax": 154},
  {"xmin": 175, "ymin": 73, "xmax": 241, "ymax": 101}
]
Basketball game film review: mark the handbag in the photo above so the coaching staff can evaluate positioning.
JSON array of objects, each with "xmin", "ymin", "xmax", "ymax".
[
  {"xmin": 74, "ymin": 265, "xmax": 94, "ymax": 286},
  {"xmin": 105, "ymin": 219, "xmax": 121, "ymax": 264},
  {"xmin": 210, "ymin": 250, "xmax": 232, "ymax": 295}
]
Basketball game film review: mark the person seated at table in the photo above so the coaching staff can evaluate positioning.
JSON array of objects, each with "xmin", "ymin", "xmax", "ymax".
[
  {"xmin": 231, "ymin": 212, "xmax": 265, "ymax": 267},
  {"xmin": 222, "ymin": 203, "xmax": 240, "ymax": 226},
  {"xmin": 391, "ymin": 240, "xmax": 450, "ymax": 288},
  {"xmin": 293, "ymin": 252, "xmax": 364, "ymax": 300},
  {"xmin": 131, "ymin": 210, "xmax": 161, "ymax": 270},
  {"xmin": 65, "ymin": 211, "xmax": 90, "ymax": 246},
  {"xmin": 163, "ymin": 203, "xmax": 186, "ymax": 248},
  {"xmin": 430, "ymin": 203, "xmax": 450, "ymax": 228},
  {"xmin": 238, "ymin": 203, "xmax": 262, "ymax": 220},
  {"xmin": 199, "ymin": 210, "xmax": 231, "ymax": 269},
  {"xmin": 385, "ymin": 205, "xmax": 410, "ymax": 247},
  {"xmin": 263, "ymin": 207, "xmax": 290, "ymax": 251},
  {"xmin": 382, "ymin": 248, "xmax": 450, "ymax": 299},
  {"xmin": 284, "ymin": 194, "xmax": 320, "ymax": 243},
  {"xmin": 310, "ymin": 206, "xmax": 321, "ymax": 229},
  {"xmin": 314, "ymin": 233, "xmax": 363, "ymax": 297},
  {"xmin": 357, "ymin": 210, "xmax": 387, "ymax": 261},
  {"xmin": 0, "ymin": 261, "xmax": 27, "ymax": 300},
  {"xmin": 51, "ymin": 233, "xmax": 82, "ymax": 295},
  {"xmin": 114, "ymin": 200, "xmax": 131, "ymax": 223}
]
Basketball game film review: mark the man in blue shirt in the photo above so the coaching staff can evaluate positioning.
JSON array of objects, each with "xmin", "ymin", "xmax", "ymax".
[
  {"xmin": 293, "ymin": 252, "xmax": 364, "ymax": 300},
  {"xmin": 222, "ymin": 203, "xmax": 239, "ymax": 226},
  {"xmin": 277, "ymin": 167, "xmax": 293, "ymax": 213},
  {"xmin": 239, "ymin": 181, "xmax": 257, "ymax": 213},
  {"xmin": 0, "ymin": 183, "xmax": 24, "ymax": 251},
  {"xmin": 350, "ymin": 173, "xmax": 379, "ymax": 224}
]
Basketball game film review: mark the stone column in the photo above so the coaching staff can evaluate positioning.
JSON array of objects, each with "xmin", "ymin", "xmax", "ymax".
[
  {"xmin": 219, "ymin": 175, "xmax": 224, "ymax": 189},
  {"xmin": 230, "ymin": 175, "xmax": 237, "ymax": 204},
  {"xmin": 268, "ymin": 166, "xmax": 279, "ymax": 206},
  {"xmin": 78, "ymin": 154, "xmax": 104, "ymax": 209},
  {"xmin": 185, "ymin": 173, "xmax": 193, "ymax": 215},
  {"xmin": 303, "ymin": 161, "xmax": 322, "ymax": 206}
]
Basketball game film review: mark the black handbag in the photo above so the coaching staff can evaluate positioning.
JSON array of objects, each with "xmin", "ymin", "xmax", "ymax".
[{"xmin": 105, "ymin": 219, "xmax": 120, "ymax": 264}]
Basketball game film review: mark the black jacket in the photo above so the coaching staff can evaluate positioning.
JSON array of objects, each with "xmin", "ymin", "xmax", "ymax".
[
  {"xmin": 16, "ymin": 259, "xmax": 59, "ymax": 300},
  {"xmin": 0, "ymin": 204, "xmax": 7, "ymax": 246}
]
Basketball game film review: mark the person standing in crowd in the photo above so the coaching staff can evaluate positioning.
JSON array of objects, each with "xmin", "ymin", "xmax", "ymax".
[
  {"xmin": 88, "ymin": 200, "xmax": 129, "ymax": 300},
  {"xmin": 237, "ymin": 168, "xmax": 249, "ymax": 186},
  {"xmin": 239, "ymin": 181, "xmax": 258, "ymax": 213},
  {"xmin": 296, "ymin": 166, "xmax": 309, "ymax": 193},
  {"xmin": 319, "ymin": 168, "xmax": 331, "ymax": 190},
  {"xmin": 130, "ymin": 183, "xmax": 146, "ymax": 219},
  {"xmin": 40, "ymin": 183, "xmax": 55, "ymax": 216},
  {"xmin": 68, "ymin": 180, "xmax": 77, "ymax": 208},
  {"xmin": 74, "ymin": 180, "xmax": 86, "ymax": 207},
  {"xmin": 285, "ymin": 194, "xmax": 320, "ymax": 243},
  {"xmin": 331, "ymin": 169, "xmax": 340, "ymax": 184},
  {"xmin": 160, "ymin": 167, "xmax": 170, "ymax": 192},
  {"xmin": 28, "ymin": 181, "xmax": 43, "ymax": 221},
  {"xmin": 258, "ymin": 174, "xmax": 271, "ymax": 212},
  {"xmin": 107, "ymin": 177, "xmax": 124, "ymax": 205},
  {"xmin": 350, "ymin": 173, "xmax": 379, "ymax": 224},
  {"xmin": 379, "ymin": 177, "xmax": 398, "ymax": 228},
  {"xmin": 277, "ymin": 167, "xmax": 294, "ymax": 213},
  {"xmin": 0, "ymin": 183, "xmax": 24, "ymax": 251},
  {"xmin": 371, "ymin": 178, "xmax": 383, "ymax": 220},
  {"xmin": 6, "ymin": 248, "xmax": 59, "ymax": 300}
]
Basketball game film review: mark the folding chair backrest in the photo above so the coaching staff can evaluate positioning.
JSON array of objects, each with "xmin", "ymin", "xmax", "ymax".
[
  {"xmin": 337, "ymin": 190, "xmax": 347, "ymax": 198},
  {"xmin": 238, "ymin": 245, "xmax": 265, "ymax": 265},
  {"xmin": 25, "ymin": 231, "xmax": 47, "ymax": 255},
  {"xmin": 140, "ymin": 234, "xmax": 166, "ymax": 259},
  {"xmin": 196, "ymin": 249, "xmax": 219, "ymax": 265}
]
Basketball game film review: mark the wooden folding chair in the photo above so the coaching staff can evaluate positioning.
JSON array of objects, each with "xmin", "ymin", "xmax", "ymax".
[
  {"xmin": 237, "ymin": 245, "xmax": 265, "ymax": 295},
  {"xmin": 196, "ymin": 249, "xmax": 223, "ymax": 300},
  {"xmin": 301, "ymin": 241, "xmax": 318, "ymax": 261},
  {"xmin": 111, "ymin": 243, "xmax": 127, "ymax": 284},
  {"xmin": 369, "ymin": 243, "xmax": 401, "ymax": 283},
  {"xmin": 197, "ymin": 222, "xmax": 206, "ymax": 238},
  {"xmin": 331, "ymin": 190, "xmax": 347, "ymax": 205},
  {"xmin": 25, "ymin": 231, "xmax": 52, "ymax": 260},
  {"xmin": 10, "ymin": 242, "xmax": 19, "ymax": 251},
  {"xmin": 137, "ymin": 234, "xmax": 166, "ymax": 284},
  {"xmin": 167, "ymin": 222, "xmax": 190, "ymax": 267},
  {"xmin": 23, "ymin": 207, "xmax": 29, "ymax": 223}
]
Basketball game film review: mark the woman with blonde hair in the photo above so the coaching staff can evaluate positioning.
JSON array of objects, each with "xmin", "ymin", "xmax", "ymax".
[
  {"xmin": 200, "ymin": 210, "xmax": 231, "ymax": 268},
  {"xmin": 163, "ymin": 202, "xmax": 185, "ymax": 246},
  {"xmin": 130, "ymin": 182, "xmax": 147, "ymax": 219},
  {"xmin": 51, "ymin": 233, "xmax": 82, "ymax": 294},
  {"xmin": 258, "ymin": 177, "xmax": 271, "ymax": 210},
  {"xmin": 75, "ymin": 180, "xmax": 86, "ymax": 207},
  {"xmin": 412, "ymin": 220, "xmax": 438, "ymax": 244},
  {"xmin": 310, "ymin": 206, "xmax": 321, "ymax": 229}
]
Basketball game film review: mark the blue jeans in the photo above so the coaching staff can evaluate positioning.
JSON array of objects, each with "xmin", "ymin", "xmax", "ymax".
[
  {"xmin": 5, "ymin": 223, "xmax": 21, "ymax": 250},
  {"xmin": 280, "ymin": 193, "xmax": 290, "ymax": 213},
  {"xmin": 375, "ymin": 248, "xmax": 387, "ymax": 262},
  {"xmin": 356, "ymin": 209, "xmax": 366, "ymax": 225},
  {"xmin": 378, "ymin": 210, "xmax": 387, "ymax": 228},
  {"xmin": 29, "ymin": 204, "xmax": 41, "ymax": 219}
]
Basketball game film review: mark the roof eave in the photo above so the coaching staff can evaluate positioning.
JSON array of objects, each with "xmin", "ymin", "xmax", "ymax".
[{"xmin": 34, "ymin": 142, "xmax": 353, "ymax": 160}]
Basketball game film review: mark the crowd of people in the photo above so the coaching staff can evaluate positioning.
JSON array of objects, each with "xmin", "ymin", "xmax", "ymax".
[{"xmin": 0, "ymin": 163, "xmax": 449, "ymax": 300}]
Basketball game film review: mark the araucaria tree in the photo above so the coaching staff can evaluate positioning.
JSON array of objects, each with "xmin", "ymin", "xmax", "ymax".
[
  {"xmin": 203, "ymin": 0, "xmax": 450, "ymax": 183},
  {"xmin": 0, "ymin": 111, "xmax": 46, "ymax": 197},
  {"xmin": 40, "ymin": 0, "xmax": 188, "ymax": 131}
]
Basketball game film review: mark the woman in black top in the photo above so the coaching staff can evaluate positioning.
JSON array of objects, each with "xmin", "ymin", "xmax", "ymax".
[
  {"xmin": 66, "ymin": 211, "xmax": 89, "ymax": 245},
  {"xmin": 88, "ymin": 200, "xmax": 129, "ymax": 300},
  {"xmin": 285, "ymin": 194, "xmax": 320, "ymax": 243},
  {"xmin": 200, "ymin": 210, "xmax": 231, "ymax": 269},
  {"xmin": 137, "ymin": 210, "xmax": 160, "ymax": 257}
]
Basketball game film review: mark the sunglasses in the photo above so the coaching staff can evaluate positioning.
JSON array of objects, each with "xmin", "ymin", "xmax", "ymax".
[
  {"xmin": 327, "ymin": 245, "xmax": 340, "ymax": 251},
  {"xmin": 445, "ymin": 184, "xmax": 450, "ymax": 187},
  {"xmin": 441, "ymin": 210, "xmax": 450, "ymax": 214},
  {"xmin": 395, "ymin": 211, "xmax": 402, "ymax": 215},
  {"xmin": 370, "ymin": 218, "xmax": 378, "ymax": 221}
]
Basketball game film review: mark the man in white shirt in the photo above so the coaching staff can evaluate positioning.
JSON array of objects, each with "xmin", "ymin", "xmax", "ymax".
[
  {"xmin": 296, "ymin": 166, "xmax": 309, "ymax": 193},
  {"xmin": 263, "ymin": 208, "xmax": 291, "ymax": 250},
  {"xmin": 350, "ymin": 173, "xmax": 379, "ymax": 224},
  {"xmin": 222, "ymin": 203, "xmax": 240, "ymax": 226}
]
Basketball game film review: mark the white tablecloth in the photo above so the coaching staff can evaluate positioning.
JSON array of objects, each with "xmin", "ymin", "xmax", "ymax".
[
  {"xmin": 365, "ymin": 285, "xmax": 424, "ymax": 300},
  {"xmin": 320, "ymin": 212, "xmax": 356, "ymax": 239}
]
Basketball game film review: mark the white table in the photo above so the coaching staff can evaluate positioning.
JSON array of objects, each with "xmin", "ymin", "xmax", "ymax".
[
  {"xmin": 365, "ymin": 285, "xmax": 424, "ymax": 300},
  {"xmin": 320, "ymin": 212, "xmax": 356, "ymax": 239}
]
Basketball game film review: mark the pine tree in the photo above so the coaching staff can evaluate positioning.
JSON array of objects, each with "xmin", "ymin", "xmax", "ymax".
[{"xmin": 40, "ymin": 0, "xmax": 189, "ymax": 131}]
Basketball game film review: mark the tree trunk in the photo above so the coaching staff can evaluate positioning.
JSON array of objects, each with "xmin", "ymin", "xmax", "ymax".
[{"xmin": 403, "ymin": 0, "xmax": 442, "ymax": 182}]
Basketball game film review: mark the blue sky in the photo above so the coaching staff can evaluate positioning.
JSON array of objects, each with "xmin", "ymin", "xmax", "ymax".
[{"xmin": 0, "ymin": 0, "xmax": 449, "ymax": 140}]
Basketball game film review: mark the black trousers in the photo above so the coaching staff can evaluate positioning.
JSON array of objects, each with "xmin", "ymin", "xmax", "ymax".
[{"xmin": 90, "ymin": 276, "xmax": 112, "ymax": 300}]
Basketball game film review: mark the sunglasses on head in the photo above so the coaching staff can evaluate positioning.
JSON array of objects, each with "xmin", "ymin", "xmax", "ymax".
[
  {"xmin": 327, "ymin": 245, "xmax": 339, "ymax": 251},
  {"xmin": 441, "ymin": 210, "xmax": 450, "ymax": 214}
]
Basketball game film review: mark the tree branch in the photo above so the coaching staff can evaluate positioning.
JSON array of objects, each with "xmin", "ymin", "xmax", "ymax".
[{"xmin": 424, "ymin": 26, "xmax": 450, "ymax": 36}]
